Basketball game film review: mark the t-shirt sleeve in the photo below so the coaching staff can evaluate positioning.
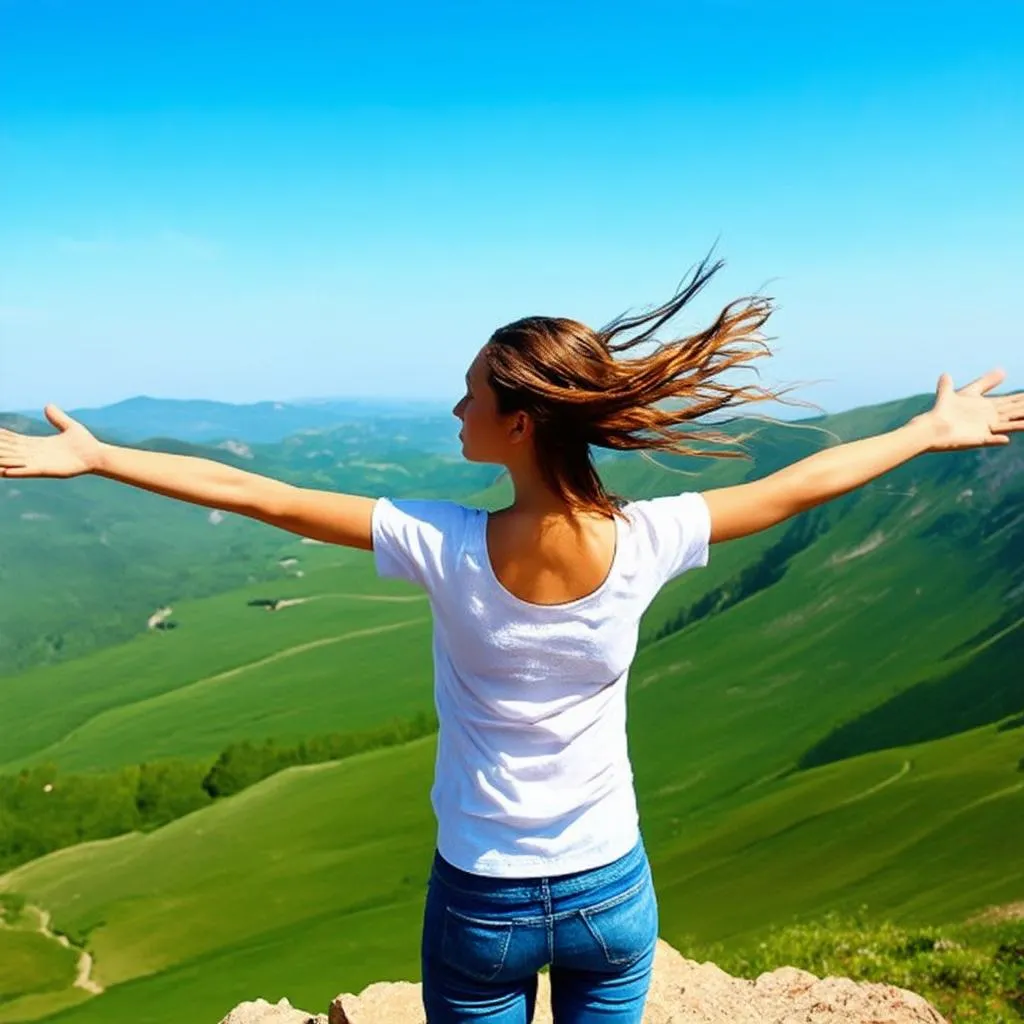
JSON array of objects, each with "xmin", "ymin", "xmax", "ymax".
[
  {"xmin": 632, "ymin": 491, "xmax": 712, "ymax": 585},
  {"xmin": 371, "ymin": 496, "xmax": 469, "ymax": 592}
]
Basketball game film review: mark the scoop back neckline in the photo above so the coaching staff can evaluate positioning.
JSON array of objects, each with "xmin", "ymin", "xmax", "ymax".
[{"xmin": 475, "ymin": 506, "xmax": 626, "ymax": 611}]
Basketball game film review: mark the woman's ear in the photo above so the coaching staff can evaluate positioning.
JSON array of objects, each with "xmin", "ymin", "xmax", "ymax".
[{"xmin": 509, "ymin": 410, "xmax": 532, "ymax": 445}]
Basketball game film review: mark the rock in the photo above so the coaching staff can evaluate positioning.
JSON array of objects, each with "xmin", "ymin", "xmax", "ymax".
[
  {"xmin": 328, "ymin": 980, "xmax": 423, "ymax": 1023},
  {"xmin": 219, "ymin": 938, "xmax": 949, "ymax": 1023},
  {"xmin": 218, "ymin": 996, "xmax": 327, "ymax": 1023}
]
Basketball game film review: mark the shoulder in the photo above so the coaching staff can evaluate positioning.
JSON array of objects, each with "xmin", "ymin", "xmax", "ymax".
[
  {"xmin": 622, "ymin": 491, "xmax": 710, "ymax": 535},
  {"xmin": 620, "ymin": 491, "xmax": 712, "ymax": 581},
  {"xmin": 371, "ymin": 497, "xmax": 479, "ymax": 586},
  {"xmin": 373, "ymin": 496, "xmax": 477, "ymax": 536}
]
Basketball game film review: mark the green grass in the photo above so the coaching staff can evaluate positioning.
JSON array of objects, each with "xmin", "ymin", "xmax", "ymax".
[
  {"xmin": 688, "ymin": 911, "xmax": 1024, "ymax": 1023},
  {"xmin": 0, "ymin": 901, "xmax": 83, "ymax": 1021},
  {"xmin": 0, "ymin": 932, "xmax": 79, "ymax": 1005},
  {"xmin": 649, "ymin": 725, "xmax": 1024, "ymax": 948},
  {"xmin": 0, "ymin": 740, "xmax": 439, "ymax": 1022},
  {"xmin": 0, "ymin": 559, "xmax": 434, "ymax": 773},
  {"xmin": 1, "ymin": 717, "xmax": 1022, "ymax": 1023}
]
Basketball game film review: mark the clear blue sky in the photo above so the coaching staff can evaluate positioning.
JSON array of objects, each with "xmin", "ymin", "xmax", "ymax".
[{"xmin": 2, "ymin": 0, "xmax": 1021, "ymax": 416}]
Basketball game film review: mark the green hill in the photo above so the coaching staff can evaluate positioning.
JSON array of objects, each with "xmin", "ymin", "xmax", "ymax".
[
  {"xmin": 0, "ymin": 412, "xmax": 495, "ymax": 677},
  {"xmin": 1, "ymin": 722, "xmax": 1020, "ymax": 1023},
  {"xmin": 0, "ymin": 559, "xmax": 432, "ymax": 773},
  {"xmin": 0, "ymin": 390, "xmax": 1021, "ymax": 1021}
]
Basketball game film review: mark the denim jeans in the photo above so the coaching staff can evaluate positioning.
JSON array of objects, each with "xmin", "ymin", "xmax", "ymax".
[{"xmin": 421, "ymin": 833, "xmax": 658, "ymax": 1022}]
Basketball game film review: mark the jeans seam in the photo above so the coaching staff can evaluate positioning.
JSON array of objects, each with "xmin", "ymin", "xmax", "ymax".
[
  {"xmin": 543, "ymin": 877, "xmax": 553, "ymax": 963},
  {"xmin": 578, "ymin": 871, "xmax": 648, "ymax": 916},
  {"xmin": 445, "ymin": 905, "xmax": 519, "ymax": 928}
]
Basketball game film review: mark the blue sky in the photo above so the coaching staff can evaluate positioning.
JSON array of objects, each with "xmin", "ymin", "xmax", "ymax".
[{"xmin": 2, "ymin": 0, "xmax": 1022, "ymax": 417}]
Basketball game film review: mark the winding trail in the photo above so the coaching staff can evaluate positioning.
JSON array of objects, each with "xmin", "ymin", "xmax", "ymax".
[
  {"xmin": 35, "ymin": 908, "xmax": 103, "ymax": 995},
  {"xmin": 0, "ymin": 903, "xmax": 103, "ymax": 996},
  {"xmin": 191, "ymin": 617, "xmax": 426, "ymax": 689},
  {"xmin": 837, "ymin": 759, "xmax": 912, "ymax": 806}
]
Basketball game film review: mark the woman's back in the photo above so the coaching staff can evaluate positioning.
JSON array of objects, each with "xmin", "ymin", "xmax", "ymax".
[
  {"xmin": 483, "ymin": 507, "xmax": 619, "ymax": 607},
  {"xmin": 371, "ymin": 491, "xmax": 711, "ymax": 878}
]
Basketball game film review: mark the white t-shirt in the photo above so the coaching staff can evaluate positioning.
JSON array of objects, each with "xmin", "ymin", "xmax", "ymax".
[{"xmin": 371, "ymin": 491, "xmax": 712, "ymax": 878}]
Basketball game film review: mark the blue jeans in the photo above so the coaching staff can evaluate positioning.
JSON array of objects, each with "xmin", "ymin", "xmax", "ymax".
[{"xmin": 421, "ymin": 834, "xmax": 658, "ymax": 1022}]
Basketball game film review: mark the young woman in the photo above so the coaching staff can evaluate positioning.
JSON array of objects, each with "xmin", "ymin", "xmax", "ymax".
[{"xmin": 1, "ymin": 256, "xmax": 1020, "ymax": 1024}]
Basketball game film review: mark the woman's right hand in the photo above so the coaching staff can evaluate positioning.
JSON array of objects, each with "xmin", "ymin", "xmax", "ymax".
[{"xmin": 0, "ymin": 405, "xmax": 104, "ymax": 479}]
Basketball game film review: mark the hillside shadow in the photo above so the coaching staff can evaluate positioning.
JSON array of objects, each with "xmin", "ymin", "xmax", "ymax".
[{"xmin": 799, "ymin": 616, "xmax": 1024, "ymax": 770}]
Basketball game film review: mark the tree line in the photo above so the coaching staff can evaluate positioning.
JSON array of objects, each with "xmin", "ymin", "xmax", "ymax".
[{"xmin": 0, "ymin": 708, "xmax": 438, "ymax": 873}]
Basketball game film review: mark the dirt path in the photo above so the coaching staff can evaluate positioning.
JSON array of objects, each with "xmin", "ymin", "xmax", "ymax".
[
  {"xmin": 0, "ymin": 905, "xmax": 105, "ymax": 996},
  {"xmin": 36, "ymin": 908, "xmax": 103, "ymax": 994},
  {"xmin": 194, "ymin": 617, "xmax": 427, "ymax": 688},
  {"xmin": 268, "ymin": 592, "xmax": 425, "ymax": 610},
  {"xmin": 6, "ymin": 616, "xmax": 430, "ymax": 774},
  {"xmin": 963, "ymin": 779, "xmax": 1024, "ymax": 810},
  {"xmin": 838, "ymin": 759, "xmax": 912, "ymax": 806}
]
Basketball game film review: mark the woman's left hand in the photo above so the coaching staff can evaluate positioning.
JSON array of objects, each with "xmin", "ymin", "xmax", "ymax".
[{"xmin": 913, "ymin": 369, "xmax": 1024, "ymax": 452}]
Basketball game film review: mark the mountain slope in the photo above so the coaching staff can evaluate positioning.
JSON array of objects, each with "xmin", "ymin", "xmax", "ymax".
[
  {"xmin": 0, "ymin": 412, "xmax": 495, "ymax": 676},
  {"xmin": 0, "ymin": 717, "xmax": 1020, "ymax": 1023},
  {"xmin": 0, "ymin": 390, "xmax": 1021, "ymax": 1022}
]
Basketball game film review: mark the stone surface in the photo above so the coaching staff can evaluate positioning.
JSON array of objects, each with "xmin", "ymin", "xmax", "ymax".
[
  {"xmin": 220, "ymin": 938, "xmax": 950, "ymax": 1023},
  {"xmin": 218, "ymin": 996, "xmax": 327, "ymax": 1023}
]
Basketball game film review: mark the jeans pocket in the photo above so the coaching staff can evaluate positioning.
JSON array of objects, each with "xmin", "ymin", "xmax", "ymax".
[
  {"xmin": 441, "ymin": 905, "xmax": 514, "ymax": 982},
  {"xmin": 579, "ymin": 870, "xmax": 658, "ymax": 969}
]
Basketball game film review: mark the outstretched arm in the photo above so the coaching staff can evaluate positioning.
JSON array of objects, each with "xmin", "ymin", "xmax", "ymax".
[
  {"xmin": 703, "ymin": 369, "xmax": 1024, "ymax": 544},
  {"xmin": 0, "ymin": 406, "xmax": 375, "ymax": 550}
]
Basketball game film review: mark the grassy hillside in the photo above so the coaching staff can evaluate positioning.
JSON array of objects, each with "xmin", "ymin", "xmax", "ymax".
[
  {"xmin": 0, "ymin": 900, "xmax": 82, "ymax": 1022},
  {"xmin": 0, "ymin": 410, "xmax": 495, "ymax": 677},
  {"xmin": 0, "ymin": 558, "xmax": 432, "ymax": 773},
  {"xmin": 0, "ymin": 718, "xmax": 1020, "ymax": 1023},
  {"xmin": 0, "ymin": 390, "xmax": 1021, "ymax": 1021},
  {"xmin": 0, "ymin": 742, "xmax": 439, "ymax": 1023}
]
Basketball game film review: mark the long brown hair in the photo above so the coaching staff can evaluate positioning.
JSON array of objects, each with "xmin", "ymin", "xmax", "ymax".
[{"xmin": 484, "ymin": 252, "xmax": 806, "ymax": 518}]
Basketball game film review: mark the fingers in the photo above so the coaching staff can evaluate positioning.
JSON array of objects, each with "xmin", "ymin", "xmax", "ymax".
[
  {"xmin": 995, "ymin": 394, "xmax": 1024, "ymax": 429},
  {"xmin": 960, "ymin": 368, "xmax": 1006, "ymax": 396},
  {"xmin": 0, "ymin": 435, "xmax": 26, "ymax": 467}
]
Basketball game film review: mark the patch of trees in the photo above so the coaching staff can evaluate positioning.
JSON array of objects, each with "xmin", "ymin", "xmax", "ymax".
[
  {"xmin": 201, "ymin": 709, "xmax": 437, "ymax": 797},
  {"xmin": 0, "ymin": 708, "xmax": 438, "ymax": 874}
]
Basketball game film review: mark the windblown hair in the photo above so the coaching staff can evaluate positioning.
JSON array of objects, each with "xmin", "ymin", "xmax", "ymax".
[{"xmin": 484, "ymin": 252, "xmax": 805, "ymax": 518}]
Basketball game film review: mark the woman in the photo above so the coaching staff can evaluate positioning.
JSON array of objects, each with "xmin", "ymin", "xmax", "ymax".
[{"xmin": 1, "ymin": 256, "xmax": 1020, "ymax": 1023}]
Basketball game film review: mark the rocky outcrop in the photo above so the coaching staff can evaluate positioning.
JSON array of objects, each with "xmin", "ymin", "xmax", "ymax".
[
  {"xmin": 218, "ymin": 1000, "xmax": 325, "ymax": 1023},
  {"xmin": 217, "ymin": 937, "xmax": 949, "ymax": 1023}
]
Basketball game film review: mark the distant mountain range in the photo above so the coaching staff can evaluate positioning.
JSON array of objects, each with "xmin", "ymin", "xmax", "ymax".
[{"xmin": 8, "ymin": 395, "xmax": 458, "ymax": 449}]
